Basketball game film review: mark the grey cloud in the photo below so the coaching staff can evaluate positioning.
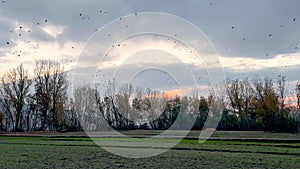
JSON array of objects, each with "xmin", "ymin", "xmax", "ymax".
[
  {"xmin": 0, "ymin": 0, "xmax": 132, "ymax": 44},
  {"xmin": 126, "ymin": 0, "xmax": 300, "ymax": 59},
  {"xmin": 1, "ymin": 0, "xmax": 299, "ymax": 59},
  {"xmin": 0, "ymin": 0, "xmax": 299, "ymax": 90}
]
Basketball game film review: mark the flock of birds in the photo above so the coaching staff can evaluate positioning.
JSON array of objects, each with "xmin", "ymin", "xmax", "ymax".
[
  {"xmin": 6, "ymin": 23, "xmax": 44, "ymax": 56},
  {"xmin": 1, "ymin": 1, "xmax": 299, "ymax": 70},
  {"xmin": 230, "ymin": 17, "xmax": 297, "ymax": 55},
  {"xmin": 1, "ymin": 2, "xmax": 298, "ymax": 95},
  {"xmin": 2, "ymin": 6, "xmax": 117, "ymax": 60}
]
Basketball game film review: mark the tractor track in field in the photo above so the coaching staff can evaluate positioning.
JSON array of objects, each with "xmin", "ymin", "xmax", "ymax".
[{"xmin": 0, "ymin": 139, "xmax": 300, "ymax": 157}]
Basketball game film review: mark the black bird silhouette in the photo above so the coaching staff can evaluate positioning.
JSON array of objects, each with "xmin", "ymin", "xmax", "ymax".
[
  {"xmin": 45, "ymin": 20, "xmax": 48, "ymax": 23},
  {"xmin": 6, "ymin": 42, "xmax": 9, "ymax": 45},
  {"xmin": 269, "ymin": 34, "xmax": 272, "ymax": 37},
  {"xmin": 293, "ymin": 18, "xmax": 296, "ymax": 22},
  {"xmin": 231, "ymin": 26, "xmax": 235, "ymax": 29}
]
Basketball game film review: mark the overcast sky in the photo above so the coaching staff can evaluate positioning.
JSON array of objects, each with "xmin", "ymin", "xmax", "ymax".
[{"xmin": 0, "ymin": 0, "xmax": 299, "ymax": 98}]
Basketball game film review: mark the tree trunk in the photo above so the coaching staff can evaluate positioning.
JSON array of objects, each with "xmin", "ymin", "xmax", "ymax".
[{"xmin": 26, "ymin": 111, "xmax": 30, "ymax": 131}]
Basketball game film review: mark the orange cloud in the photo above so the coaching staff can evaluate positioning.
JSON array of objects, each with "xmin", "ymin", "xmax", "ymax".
[
  {"xmin": 280, "ymin": 96, "xmax": 299, "ymax": 108},
  {"xmin": 142, "ymin": 87, "xmax": 195, "ymax": 100}
]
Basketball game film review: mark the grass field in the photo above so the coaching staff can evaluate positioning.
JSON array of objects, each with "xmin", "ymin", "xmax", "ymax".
[{"xmin": 0, "ymin": 131, "xmax": 300, "ymax": 168}]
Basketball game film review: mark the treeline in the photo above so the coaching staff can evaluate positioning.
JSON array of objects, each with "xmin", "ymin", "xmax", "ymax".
[
  {"xmin": 0, "ymin": 60, "xmax": 81, "ymax": 132},
  {"xmin": 0, "ymin": 61, "xmax": 300, "ymax": 133},
  {"xmin": 222, "ymin": 77, "xmax": 300, "ymax": 132}
]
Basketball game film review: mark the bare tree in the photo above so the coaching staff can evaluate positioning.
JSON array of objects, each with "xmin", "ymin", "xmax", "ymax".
[
  {"xmin": 0, "ymin": 111, "xmax": 4, "ymax": 130},
  {"xmin": 62, "ymin": 99, "xmax": 81, "ymax": 132},
  {"xmin": 33, "ymin": 60, "xmax": 67, "ymax": 131},
  {"xmin": 297, "ymin": 83, "xmax": 300, "ymax": 111},
  {"xmin": 0, "ymin": 64, "xmax": 32, "ymax": 131},
  {"xmin": 114, "ymin": 84, "xmax": 133, "ymax": 129},
  {"xmin": 226, "ymin": 78, "xmax": 254, "ymax": 130},
  {"xmin": 296, "ymin": 82, "xmax": 300, "ymax": 133},
  {"xmin": 205, "ymin": 92, "xmax": 224, "ymax": 129},
  {"xmin": 277, "ymin": 75, "xmax": 286, "ymax": 114},
  {"xmin": 131, "ymin": 87, "xmax": 144, "ymax": 123},
  {"xmin": 74, "ymin": 85, "xmax": 99, "ymax": 131},
  {"xmin": 145, "ymin": 90, "xmax": 168, "ymax": 129}
]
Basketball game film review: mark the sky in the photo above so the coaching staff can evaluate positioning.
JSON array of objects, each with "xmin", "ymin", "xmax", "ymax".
[{"xmin": 0, "ymin": 0, "xmax": 299, "ymax": 99}]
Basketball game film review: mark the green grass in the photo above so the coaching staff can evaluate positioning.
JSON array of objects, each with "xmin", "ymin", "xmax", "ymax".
[{"xmin": 0, "ymin": 134, "xmax": 300, "ymax": 169}]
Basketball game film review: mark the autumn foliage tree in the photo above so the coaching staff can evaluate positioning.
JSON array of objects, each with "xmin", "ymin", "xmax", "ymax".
[{"xmin": 254, "ymin": 78, "xmax": 279, "ymax": 131}]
